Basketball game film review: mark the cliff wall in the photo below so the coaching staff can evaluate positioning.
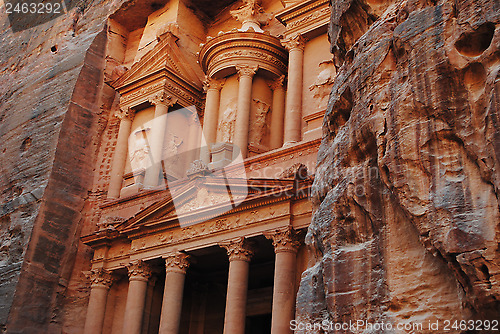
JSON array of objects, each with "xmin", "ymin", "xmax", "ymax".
[{"xmin": 296, "ymin": 0, "xmax": 500, "ymax": 332}]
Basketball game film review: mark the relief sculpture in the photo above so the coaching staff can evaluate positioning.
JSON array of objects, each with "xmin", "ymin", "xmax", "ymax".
[{"xmin": 309, "ymin": 60, "xmax": 336, "ymax": 110}]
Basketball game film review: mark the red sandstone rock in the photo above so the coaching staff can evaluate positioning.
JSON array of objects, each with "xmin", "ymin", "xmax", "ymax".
[{"xmin": 296, "ymin": 0, "xmax": 500, "ymax": 332}]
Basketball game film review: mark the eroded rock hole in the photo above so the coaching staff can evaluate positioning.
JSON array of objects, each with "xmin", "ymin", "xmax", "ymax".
[
  {"xmin": 51, "ymin": 45, "xmax": 58, "ymax": 53},
  {"xmin": 20, "ymin": 137, "xmax": 32, "ymax": 151},
  {"xmin": 464, "ymin": 62, "xmax": 486, "ymax": 96},
  {"xmin": 455, "ymin": 22, "xmax": 495, "ymax": 57}
]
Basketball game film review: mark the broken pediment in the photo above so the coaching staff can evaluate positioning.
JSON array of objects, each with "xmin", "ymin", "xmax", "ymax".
[{"xmin": 109, "ymin": 31, "xmax": 203, "ymax": 106}]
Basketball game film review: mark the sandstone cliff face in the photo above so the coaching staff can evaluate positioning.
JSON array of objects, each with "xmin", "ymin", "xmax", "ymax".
[
  {"xmin": 297, "ymin": 0, "xmax": 500, "ymax": 332},
  {"xmin": 0, "ymin": 1, "xmax": 124, "ymax": 331}
]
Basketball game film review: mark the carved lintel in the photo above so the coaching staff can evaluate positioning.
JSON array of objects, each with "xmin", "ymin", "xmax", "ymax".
[
  {"xmin": 264, "ymin": 226, "xmax": 301, "ymax": 253},
  {"xmin": 86, "ymin": 268, "xmax": 114, "ymax": 289},
  {"xmin": 278, "ymin": 163, "xmax": 308, "ymax": 180},
  {"xmin": 97, "ymin": 216, "xmax": 125, "ymax": 231},
  {"xmin": 164, "ymin": 252, "xmax": 191, "ymax": 274},
  {"xmin": 219, "ymin": 237, "xmax": 254, "ymax": 262},
  {"xmin": 149, "ymin": 91, "xmax": 178, "ymax": 107},
  {"xmin": 115, "ymin": 107, "xmax": 134, "ymax": 121},
  {"xmin": 282, "ymin": 34, "xmax": 307, "ymax": 51},
  {"xmin": 268, "ymin": 75, "xmax": 286, "ymax": 91},
  {"xmin": 127, "ymin": 260, "xmax": 153, "ymax": 281},
  {"xmin": 236, "ymin": 65, "xmax": 259, "ymax": 78},
  {"xmin": 203, "ymin": 76, "xmax": 225, "ymax": 92}
]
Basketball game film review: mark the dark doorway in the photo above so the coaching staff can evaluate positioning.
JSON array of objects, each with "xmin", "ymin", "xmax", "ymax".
[{"xmin": 246, "ymin": 313, "xmax": 272, "ymax": 334}]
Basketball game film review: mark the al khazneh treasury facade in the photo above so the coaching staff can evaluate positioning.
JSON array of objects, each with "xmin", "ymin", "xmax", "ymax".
[{"xmin": 80, "ymin": 0, "xmax": 334, "ymax": 333}]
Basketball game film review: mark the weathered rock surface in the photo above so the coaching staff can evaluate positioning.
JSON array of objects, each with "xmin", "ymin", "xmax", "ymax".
[
  {"xmin": 0, "ymin": 0, "xmax": 124, "ymax": 332},
  {"xmin": 297, "ymin": 0, "xmax": 500, "ymax": 332}
]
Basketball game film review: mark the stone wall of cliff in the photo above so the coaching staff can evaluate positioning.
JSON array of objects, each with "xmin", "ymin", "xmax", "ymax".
[
  {"xmin": 0, "ymin": 0, "xmax": 123, "ymax": 332},
  {"xmin": 296, "ymin": 0, "xmax": 500, "ymax": 332}
]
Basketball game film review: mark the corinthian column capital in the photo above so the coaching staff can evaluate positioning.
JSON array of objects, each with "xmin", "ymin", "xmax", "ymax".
[
  {"xmin": 114, "ymin": 107, "xmax": 134, "ymax": 120},
  {"xmin": 164, "ymin": 252, "xmax": 191, "ymax": 274},
  {"xmin": 236, "ymin": 65, "xmax": 259, "ymax": 79},
  {"xmin": 86, "ymin": 268, "xmax": 114, "ymax": 289},
  {"xmin": 219, "ymin": 237, "xmax": 254, "ymax": 262},
  {"xmin": 149, "ymin": 91, "xmax": 177, "ymax": 107},
  {"xmin": 127, "ymin": 260, "xmax": 153, "ymax": 281},
  {"xmin": 282, "ymin": 34, "xmax": 307, "ymax": 51},
  {"xmin": 264, "ymin": 226, "xmax": 301, "ymax": 253},
  {"xmin": 268, "ymin": 75, "xmax": 286, "ymax": 91},
  {"xmin": 203, "ymin": 76, "xmax": 226, "ymax": 92}
]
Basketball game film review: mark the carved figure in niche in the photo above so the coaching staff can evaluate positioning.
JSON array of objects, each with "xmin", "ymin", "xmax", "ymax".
[
  {"xmin": 218, "ymin": 102, "xmax": 237, "ymax": 143},
  {"xmin": 309, "ymin": 60, "xmax": 336, "ymax": 110},
  {"xmin": 163, "ymin": 133, "xmax": 183, "ymax": 172},
  {"xmin": 249, "ymin": 99, "xmax": 270, "ymax": 145},
  {"xmin": 130, "ymin": 128, "xmax": 152, "ymax": 171}
]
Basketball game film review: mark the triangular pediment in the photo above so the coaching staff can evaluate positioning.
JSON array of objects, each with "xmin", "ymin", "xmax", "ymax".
[
  {"xmin": 111, "ymin": 33, "xmax": 203, "ymax": 91},
  {"xmin": 115, "ymin": 178, "xmax": 298, "ymax": 233}
]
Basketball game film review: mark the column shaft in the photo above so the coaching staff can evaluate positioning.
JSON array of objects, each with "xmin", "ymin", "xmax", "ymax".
[
  {"xmin": 201, "ymin": 78, "xmax": 223, "ymax": 163},
  {"xmin": 220, "ymin": 238, "xmax": 254, "ymax": 334},
  {"xmin": 283, "ymin": 37, "xmax": 305, "ymax": 145},
  {"xmin": 159, "ymin": 272, "xmax": 186, "ymax": 334},
  {"xmin": 234, "ymin": 66, "xmax": 257, "ymax": 158},
  {"xmin": 224, "ymin": 260, "xmax": 250, "ymax": 334},
  {"xmin": 270, "ymin": 77, "xmax": 286, "ymax": 149},
  {"xmin": 144, "ymin": 102, "xmax": 169, "ymax": 188},
  {"xmin": 159, "ymin": 253, "xmax": 190, "ymax": 334},
  {"xmin": 108, "ymin": 114, "xmax": 133, "ymax": 198},
  {"xmin": 271, "ymin": 251, "xmax": 296, "ymax": 334},
  {"xmin": 83, "ymin": 286, "xmax": 110, "ymax": 334},
  {"xmin": 123, "ymin": 261, "xmax": 152, "ymax": 334}
]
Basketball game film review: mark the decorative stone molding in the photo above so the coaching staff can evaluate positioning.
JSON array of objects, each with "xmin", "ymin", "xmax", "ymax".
[
  {"xmin": 149, "ymin": 91, "xmax": 178, "ymax": 107},
  {"xmin": 164, "ymin": 252, "xmax": 191, "ymax": 274},
  {"xmin": 86, "ymin": 268, "xmax": 114, "ymax": 289},
  {"xmin": 268, "ymin": 75, "xmax": 286, "ymax": 91},
  {"xmin": 264, "ymin": 226, "xmax": 301, "ymax": 253},
  {"xmin": 186, "ymin": 160, "xmax": 210, "ymax": 178},
  {"xmin": 278, "ymin": 163, "xmax": 309, "ymax": 180},
  {"xmin": 127, "ymin": 260, "xmax": 153, "ymax": 281},
  {"xmin": 114, "ymin": 107, "xmax": 134, "ymax": 120},
  {"xmin": 282, "ymin": 34, "xmax": 307, "ymax": 51},
  {"xmin": 236, "ymin": 65, "xmax": 259, "ymax": 78},
  {"xmin": 198, "ymin": 31, "xmax": 288, "ymax": 79},
  {"xmin": 97, "ymin": 216, "xmax": 125, "ymax": 231},
  {"xmin": 203, "ymin": 77, "xmax": 225, "ymax": 92},
  {"xmin": 219, "ymin": 237, "xmax": 254, "ymax": 262}
]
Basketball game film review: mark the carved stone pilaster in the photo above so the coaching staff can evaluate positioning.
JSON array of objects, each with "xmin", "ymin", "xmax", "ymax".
[
  {"xmin": 236, "ymin": 65, "xmax": 259, "ymax": 79},
  {"xmin": 149, "ymin": 91, "xmax": 177, "ymax": 107},
  {"xmin": 127, "ymin": 260, "xmax": 153, "ymax": 281},
  {"xmin": 203, "ymin": 76, "xmax": 225, "ymax": 92},
  {"xmin": 164, "ymin": 252, "xmax": 191, "ymax": 274},
  {"xmin": 114, "ymin": 107, "xmax": 134, "ymax": 120},
  {"xmin": 264, "ymin": 226, "xmax": 301, "ymax": 253},
  {"xmin": 268, "ymin": 75, "xmax": 286, "ymax": 91},
  {"xmin": 220, "ymin": 237, "xmax": 254, "ymax": 262},
  {"xmin": 87, "ymin": 268, "xmax": 114, "ymax": 289},
  {"xmin": 282, "ymin": 34, "xmax": 307, "ymax": 51}
]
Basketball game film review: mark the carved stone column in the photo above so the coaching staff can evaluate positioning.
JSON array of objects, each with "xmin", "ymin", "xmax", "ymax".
[
  {"xmin": 269, "ymin": 75, "xmax": 286, "ymax": 149},
  {"xmin": 83, "ymin": 269, "xmax": 114, "ymax": 334},
  {"xmin": 123, "ymin": 261, "xmax": 152, "ymax": 334},
  {"xmin": 108, "ymin": 108, "xmax": 134, "ymax": 198},
  {"xmin": 158, "ymin": 253, "xmax": 191, "ymax": 334},
  {"xmin": 265, "ymin": 227, "xmax": 301, "ymax": 334},
  {"xmin": 219, "ymin": 238, "xmax": 254, "ymax": 334},
  {"xmin": 142, "ymin": 276, "xmax": 158, "ymax": 334},
  {"xmin": 202, "ymin": 77, "xmax": 224, "ymax": 163},
  {"xmin": 282, "ymin": 35, "xmax": 306, "ymax": 146},
  {"xmin": 234, "ymin": 65, "xmax": 258, "ymax": 158},
  {"xmin": 144, "ymin": 93, "xmax": 177, "ymax": 188}
]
